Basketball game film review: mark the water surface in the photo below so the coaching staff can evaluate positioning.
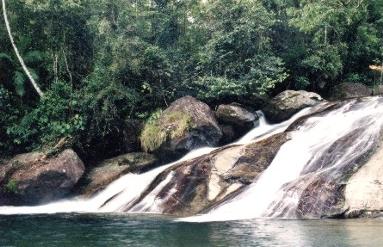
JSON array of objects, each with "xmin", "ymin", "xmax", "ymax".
[{"xmin": 1, "ymin": 214, "xmax": 382, "ymax": 247}]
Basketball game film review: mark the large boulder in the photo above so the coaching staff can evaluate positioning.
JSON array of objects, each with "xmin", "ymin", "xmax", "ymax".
[
  {"xmin": 329, "ymin": 83, "xmax": 372, "ymax": 100},
  {"xmin": 216, "ymin": 103, "xmax": 258, "ymax": 143},
  {"xmin": 263, "ymin": 90, "xmax": 323, "ymax": 123},
  {"xmin": 0, "ymin": 149, "xmax": 84, "ymax": 205},
  {"xmin": 140, "ymin": 96, "xmax": 222, "ymax": 161},
  {"xmin": 78, "ymin": 152, "xmax": 158, "ymax": 197}
]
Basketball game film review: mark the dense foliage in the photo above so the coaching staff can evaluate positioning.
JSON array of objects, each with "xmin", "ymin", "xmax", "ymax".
[{"xmin": 1, "ymin": 0, "xmax": 382, "ymax": 161}]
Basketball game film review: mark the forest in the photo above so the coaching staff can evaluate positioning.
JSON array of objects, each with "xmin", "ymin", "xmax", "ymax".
[{"xmin": 1, "ymin": 0, "xmax": 382, "ymax": 163}]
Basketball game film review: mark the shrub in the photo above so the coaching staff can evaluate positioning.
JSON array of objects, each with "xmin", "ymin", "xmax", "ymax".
[
  {"xmin": 5, "ymin": 180, "xmax": 19, "ymax": 194},
  {"xmin": 6, "ymin": 81, "xmax": 84, "ymax": 151}
]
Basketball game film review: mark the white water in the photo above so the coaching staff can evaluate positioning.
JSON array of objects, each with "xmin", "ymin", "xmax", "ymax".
[
  {"xmin": 184, "ymin": 97, "xmax": 383, "ymax": 222},
  {"xmin": 2, "ymin": 97, "xmax": 383, "ymax": 221},
  {"xmin": 0, "ymin": 105, "xmax": 309, "ymax": 215},
  {"xmin": 0, "ymin": 147, "xmax": 215, "ymax": 215}
]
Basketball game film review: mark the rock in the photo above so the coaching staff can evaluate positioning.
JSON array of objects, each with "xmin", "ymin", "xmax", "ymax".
[
  {"xmin": 263, "ymin": 101, "xmax": 383, "ymax": 219},
  {"xmin": 329, "ymin": 83, "xmax": 372, "ymax": 100},
  {"xmin": 78, "ymin": 152, "xmax": 158, "ymax": 197},
  {"xmin": 216, "ymin": 104, "xmax": 258, "ymax": 142},
  {"xmin": 342, "ymin": 143, "xmax": 383, "ymax": 218},
  {"xmin": 116, "ymin": 133, "xmax": 288, "ymax": 217},
  {"xmin": 216, "ymin": 104, "xmax": 257, "ymax": 126},
  {"xmin": 263, "ymin": 90, "xmax": 323, "ymax": 123},
  {"xmin": 140, "ymin": 96, "xmax": 222, "ymax": 161},
  {"xmin": 219, "ymin": 124, "xmax": 236, "ymax": 144},
  {"xmin": 372, "ymin": 85, "xmax": 383, "ymax": 96},
  {"xmin": 0, "ymin": 149, "xmax": 84, "ymax": 205}
]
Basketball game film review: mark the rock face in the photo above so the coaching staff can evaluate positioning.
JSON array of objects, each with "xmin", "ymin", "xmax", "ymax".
[
  {"xmin": 343, "ymin": 143, "xmax": 383, "ymax": 218},
  {"xmin": 0, "ymin": 149, "xmax": 84, "ymax": 205},
  {"xmin": 263, "ymin": 90, "xmax": 323, "ymax": 123},
  {"xmin": 216, "ymin": 103, "xmax": 258, "ymax": 143},
  {"xmin": 140, "ymin": 96, "xmax": 222, "ymax": 161},
  {"xmin": 330, "ymin": 83, "xmax": 372, "ymax": 100},
  {"xmin": 114, "ymin": 133, "xmax": 288, "ymax": 217},
  {"xmin": 78, "ymin": 152, "xmax": 157, "ymax": 196},
  {"xmin": 263, "ymin": 98, "xmax": 383, "ymax": 219},
  {"xmin": 96, "ymin": 98, "xmax": 383, "ymax": 219}
]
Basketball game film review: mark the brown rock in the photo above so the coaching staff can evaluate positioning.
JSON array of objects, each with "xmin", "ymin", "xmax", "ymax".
[
  {"xmin": 114, "ymin": 133, "xmax": 288, "ymax": 216},
  {"xmin": 78, "ymin": 152, "xmax": 157, "ymax": 197},
  {"xmin": 0, "ymin": 149, "xmax": 84, "ymax": 205}
]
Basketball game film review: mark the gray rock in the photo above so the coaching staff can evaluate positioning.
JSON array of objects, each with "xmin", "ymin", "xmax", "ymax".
[
  {"xmin": 216, "ymin": 103, "xmax": 258, "ymax": 144},
  {"xmin": 0, "ymin": 149, "xmax": 84, "ymax": 205},
  {"xmin": 263, "ymin": 90, "xmax": 323, "ymax": 123},
  {"xmin": 330, "ymin": 83, "xmax": 372, "ymax": 100},
  {"xmin": 141, "ymin": 96, "xmax": 222, "ymax": 161},
  {"xmin": 372, "ymin": 84, "xmax": 383, "ymax": 96},
  {"xmin": 216, "ymin": 104, "xmax": 257, "ymax": 127},
  {"xmin": 342, "ymin": 143, "xmax": 383, "ymax": 218}
]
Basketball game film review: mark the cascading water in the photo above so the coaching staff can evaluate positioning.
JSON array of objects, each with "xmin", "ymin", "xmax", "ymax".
[
  {"xmin": 0, "ymin": 146, "xmax": 216, "ymax": 215},
  {"xmin": 185, "ymin": 97, "xmax": 383, "ymax": 222},
  {"xmin": 1, "ymin": 97, "xmax": 383, "ymax": 222},
  {"xmin": 0, "ymin": 105, "xmax": 306, "ymax": 215}
]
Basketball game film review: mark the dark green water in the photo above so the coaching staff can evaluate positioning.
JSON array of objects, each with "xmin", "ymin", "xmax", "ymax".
[{"xmin": 0, "ymin": 214, "xmax": 382, "ymax": 247}]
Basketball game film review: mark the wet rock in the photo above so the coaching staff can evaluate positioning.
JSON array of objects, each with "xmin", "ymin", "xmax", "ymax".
[
  {"xmin": 118, "ymin": 133, "xmax": 288, "ymax": 217},
  {"xmin": 219, "ymin": 124, "xmax": 236, "ymax": 144},
  {"xmin": 296, "ymin": 178, "xmax": 346, "ymax": 219},
  {"xmin": 329, "ymin": 83, "xmax": 372, "ymax": 100},
  {"xmin": 216, "ymin": 103, "xmax": 257, "ymax": 128},
  {"xmin": 140, "ymin": 96, "xmax": 222, "ymax": 161},
  {"xmin": 78, "ymin": 152, "xmax": 158, "ymax": 197},
  {"xmin": 216, "ymin": 103, "xmax": 258, "ymax": 143},
  {"xmin": 263, "ymin": 90, "xmax": 323, "ymax": 123},
  {"xmin": 343, "ymin": 143, "xmax": 383, "ymax": 218},
  {"xmin": 265, "ymin": 108, "xmax": 382, "ymax": 219},
  {"xmin": 0, "ymin": 149, "xmax": 84, "ymax": 205}
]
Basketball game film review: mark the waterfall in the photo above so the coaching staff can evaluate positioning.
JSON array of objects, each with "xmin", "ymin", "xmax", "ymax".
[
  {"xmin": 0, "ymin": 147, "xmax": 215, "ymax": 215},
  {"xmin": 1, "ymin": 97, "xmax": 383, "ymax": 221},
  {"xmin": 184, "ymin": 97, "xmax": 383, "ymax": 222},
  {"xmin": 0, "ymin": 106, "xmax": 306, "ymax": 215}
]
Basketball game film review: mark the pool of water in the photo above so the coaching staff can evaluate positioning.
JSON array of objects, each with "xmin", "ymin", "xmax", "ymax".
[{"xmin": 0, "ymin": 214, "xmax": 382, "ymax": 247}]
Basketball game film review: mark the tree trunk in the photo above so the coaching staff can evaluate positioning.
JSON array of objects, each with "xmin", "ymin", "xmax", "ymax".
[{"xmin": 2, "ymin": 0, "xmax": 44, "ymax": 97}]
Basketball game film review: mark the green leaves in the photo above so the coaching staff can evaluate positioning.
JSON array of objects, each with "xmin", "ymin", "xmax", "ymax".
[
  {"xmin": 13, "ymin": 71, "xmax": 26, "ymax": 97},
  {"xmin": 283, "ymin": 0, "xmax": 383, "ymax": 90},
  {"xmin": 192, "ymin": 0, "xmax": 287, "ymax": 100},
  {"xmin": 1, "ymin": 0, "xmax": 382, "ymax": 159},
  {"xmin": 6, "ymin": 81, "xmax": 83, "ymax": 149}
]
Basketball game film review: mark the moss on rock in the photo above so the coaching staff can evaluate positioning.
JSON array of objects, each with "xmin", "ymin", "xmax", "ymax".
[{"xmin": 140, "ymin": 111, "xmax": 194, "ymax": 152}]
